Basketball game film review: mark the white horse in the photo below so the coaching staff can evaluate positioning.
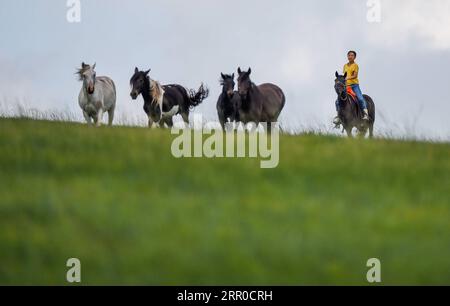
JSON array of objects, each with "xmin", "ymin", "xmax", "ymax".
[{"xmin": 77, "ymin": 62, "xmax": 116, "ymax": 126}]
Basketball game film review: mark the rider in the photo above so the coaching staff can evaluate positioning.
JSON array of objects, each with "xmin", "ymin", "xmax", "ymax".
[{"xmin": 334, "ymin": 51, "xmax": 369, "ymax": 125}]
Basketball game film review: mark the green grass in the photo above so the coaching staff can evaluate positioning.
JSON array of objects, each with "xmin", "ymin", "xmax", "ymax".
[{"xmin": 0, "ymin": 118, "xmax": 449, "ymax": 285}]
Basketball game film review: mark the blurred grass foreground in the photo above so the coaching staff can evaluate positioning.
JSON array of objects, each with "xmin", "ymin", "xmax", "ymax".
[{"xmin": 0, "ymin": 118, "xmax": 449, "ymax": 285}]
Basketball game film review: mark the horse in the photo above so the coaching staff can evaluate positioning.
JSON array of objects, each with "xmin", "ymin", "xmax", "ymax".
[
  {"xmin": 334, "ymin": 72, "xmax": 375, "ymax": 138},
  {"xmin": 237, "ymin": 67, "xmax": 285, "ymax": 130},
  {"xmin": 217, "ymin": 73, "xmax": 240, "ymax": 130},
  {"xmin": 130, "ymin": 68, "xmax": 209, "ymax": 128},
  {"xmin": 77, "ymin": 62, "xmax": 116, "ymax": 127}
]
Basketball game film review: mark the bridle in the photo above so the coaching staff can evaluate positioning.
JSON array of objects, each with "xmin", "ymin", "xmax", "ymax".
[{"xmin": 335, "ymin": 79, "xmax": 348, "ymax": 102}]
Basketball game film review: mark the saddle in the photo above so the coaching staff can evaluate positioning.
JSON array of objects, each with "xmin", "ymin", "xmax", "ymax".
[
  {"xmin": 346, "ymin": 86, "xmax": 365, "ymax": 122},
  {"xmin": 346, "ymin": 86, "xmax": 357, "ymax": 101}
]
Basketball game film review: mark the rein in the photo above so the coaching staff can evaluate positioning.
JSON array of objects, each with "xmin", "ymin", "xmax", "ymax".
[{"xmin": 336, "ymin": 81, "xmax": 348, "ymax": 103}]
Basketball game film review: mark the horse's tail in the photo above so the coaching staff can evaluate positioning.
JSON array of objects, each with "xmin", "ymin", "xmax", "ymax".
[
  {"xmin": 187, "ymin": 83, "xmax": 209, "ymax": 108},
  {"xmin": 364, "ymin": 94, "xmax": 376, "ymax": 122}
]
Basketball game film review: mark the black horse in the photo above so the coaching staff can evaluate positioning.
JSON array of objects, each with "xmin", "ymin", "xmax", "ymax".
[
  {"xmin": 237, "ymin": 68, "xmax": 285, "ymax": 130},
  {"xmin": 217, "ymin": 73, "xmax": 240, "ymax": 129},
  {"xmin": 334, "ymin": 72, "xmax": 375, "ymax": 138},
  {"xmin": 130, "ymin": 68, "xmax": 209, "ymax": 127}
]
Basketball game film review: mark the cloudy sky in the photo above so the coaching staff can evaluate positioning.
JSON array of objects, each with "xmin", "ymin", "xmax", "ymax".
[{"xmin": 0, "ymin": 0, "xmax": 449, "ymax": 139}]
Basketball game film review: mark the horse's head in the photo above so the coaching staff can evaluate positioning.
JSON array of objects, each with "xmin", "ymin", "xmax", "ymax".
[
  {"xmin": 77, "ymin": 62, "xmax": 96, "ymax": 95},
  {"xmin": 334, "ymin": 71, "xmax": 348, "ymax": 100},
  {"xmin": 220, "ymin": 73, "xmax": 235, "ymax": 99},
  {"xmin": 237, "ymin": 67, "xmax": 252, "ymax": 100},
  {"xmin": 130, "ymin": 67, "xmax": 151, "ymax": 100}
]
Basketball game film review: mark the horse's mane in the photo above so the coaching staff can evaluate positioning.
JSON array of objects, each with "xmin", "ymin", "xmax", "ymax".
[
  {"xmin": 220, "ymin": 74, "xmax": 233, "ymax": 85},
  {"xmin": 149, "ymin": 78, "xmax": 165, "ymax": 112},
  {"xmin": 76, "ymin": 65, "xmax": 91, "ymax": 81}
]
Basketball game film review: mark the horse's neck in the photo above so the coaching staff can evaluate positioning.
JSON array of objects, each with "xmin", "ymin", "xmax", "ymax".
[
  {"xmin": 339, "ymin": 95, "xmax": 358, "ymax": 120},
  {"xmin": 142, "ymin": 80, "xmax": 152, "ymax": 104},
  {"xmin": 82, "ymin": 85, "xmax": 89, "ymax": 96},
  {"xmin": 339, "ymin": 96, "xmax": 350, "ymax": 110},
  {"xmin": 142, "ymin": 79, "xmax": 165, "ymax": 118},
  {"xmin": 250, "ymin": 83, "xmax": 260, "ymax": 98},
  {"xmin": 150, "ymin": 80, "xmax": 164, "ymax": 111},
  {"xmin": 82, "ymin": 83, "xmax": 100, "ymax": 101},
  {"xmin": 221, "ymin": 90, "xmax": 230, "ymax": 104},
  {"xmin": 221, "ymin": 94, "xmax": 236, "ymax": 115},
  {"xmin": 150, "ymin": 79, "xmax": 164, "ymax": 98},
  {"xmin": 242, "ymin": 83, "xmax": 258, "ymax": 109}
]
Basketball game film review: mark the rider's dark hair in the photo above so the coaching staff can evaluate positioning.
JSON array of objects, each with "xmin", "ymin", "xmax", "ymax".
[{"xmin": 348, "ymin": 50, "xmax": 357, "ymax": 57}]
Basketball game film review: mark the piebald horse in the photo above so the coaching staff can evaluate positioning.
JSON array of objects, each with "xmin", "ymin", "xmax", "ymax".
[{"xmin": 130, "ymin": 68, "xmax": 209, "ymax": 128}]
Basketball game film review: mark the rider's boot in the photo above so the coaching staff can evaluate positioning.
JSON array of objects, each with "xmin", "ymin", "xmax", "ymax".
[
  {"xmin": 333, "ymin": 114, "xmax": 342, "ymax": 126},
  {"xmin": 362, "ymin": 109, "xmax": 370, "ymax": 121}
]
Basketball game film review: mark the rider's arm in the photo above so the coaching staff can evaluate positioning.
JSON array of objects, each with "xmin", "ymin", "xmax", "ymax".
[
  {"xmin": 346, "ymin": 70, "xmax": 358, "ymax": 81},
  {"xmin": 346, "ymin": 65, "xmax": 359, "ymax": 81}
]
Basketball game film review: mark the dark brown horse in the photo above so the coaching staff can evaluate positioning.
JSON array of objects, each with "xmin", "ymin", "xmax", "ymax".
[
  {"xmin": 217, "ymin": 73, "xmax": 240, "ymax": 129},
  {"xmin": 237, "ymin": 67, "xmax": 285, "ymax": 130},
  {"xmin": 334, "ymin": 72, "xmax": 375, "ymax": 138},
  {"xmin": 130, "ymin": 68, "xmax": 209, "ymax": 128}
]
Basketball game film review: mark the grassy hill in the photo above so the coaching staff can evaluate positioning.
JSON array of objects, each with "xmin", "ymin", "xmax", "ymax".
[{"xmin": 0, "ymin": 118, "xmax": 449, "ymax": 285}]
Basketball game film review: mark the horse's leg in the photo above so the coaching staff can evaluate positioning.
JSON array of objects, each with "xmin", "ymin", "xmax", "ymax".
[
  {"xmin": 218, "ymin": 113, "xmax": 226, "ymax": 131},
  {"xmin": 357, "ymin": 128, "xmax": 367, "ymax": 138},
  {"xmin": 181, "ymin": 112, "xmax": 189, "ymax": 126},
  {"xmin": 345, "ymin": 127, "xmax": 353, "ymax": 138},
  {"xmin": 163, "ymin": 116, "xmax": 174, "ymax": 128},
  {"xmin": 96, "ymin": 109, "xmax": 104, "ymax": 127},
  {"xmin": 150, "ymin": 117, "xmax": 160, "ymax": 129},
  {"xmin": 147, "ymin": 116, "xmax": 154, "ymax": 128},
  {"xmin": 108, "ymin": 108, "xmax": 115, "ymax": 126},
  {"xmin": 369, "ymin": 123, "xmax": 374, "ymax": 139},
  {"xmin": 266, "ymin": 122, "xmax": 272, "ymax": 134},
  {"xmin": 83, "ymin": 111, "xmax": 92, "ymax": 125}
]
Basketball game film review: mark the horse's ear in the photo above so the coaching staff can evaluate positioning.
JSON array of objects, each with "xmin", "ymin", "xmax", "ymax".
[
  {"xmin": 238, "ymin": 67, "xmax": 242, "ymax": 74},
  {"xmin": 248, "ymin": 68, "xmax": 252, "ymax": 75},
  {"xmin": 335, "ymin": 71, "xmax": 339, "ymax": 78},
  {"xmin": 231, "ymin": 73, "xmax": 235, "ymax": 79},
  {"xmin": 92, "ymin": 63, "xmax": 96, "ymax": 70},
  {"xmin": 135, "ymin": 67, "xmax": 139, "ymax": 74},
  {"xmin": 145, "ymin": 69, "xmax": 151, "ymax": 76},
  {"xmin": 82, "ymin": 62, "xmax": 87, "ymax": 68},
  {"xmin": 221, "ymin": 73, "xmax": 226, "ymax": 79},
  {"xmin": 343, "ymin": 72, "xmax": 347, "ymax": 78}
]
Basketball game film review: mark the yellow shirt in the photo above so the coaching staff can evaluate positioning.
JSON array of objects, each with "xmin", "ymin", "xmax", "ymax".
[{"xmin": 343, "ymin": 63, "xmax": 359, "ymax": 86}]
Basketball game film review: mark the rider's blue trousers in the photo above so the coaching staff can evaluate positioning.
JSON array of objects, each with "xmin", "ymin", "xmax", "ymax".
[{"xmin": 336, "ymin": 84, "xmax": 368, "ymax": 111}]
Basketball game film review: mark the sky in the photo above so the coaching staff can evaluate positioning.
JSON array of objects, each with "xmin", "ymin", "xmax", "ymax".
[{"xmin": 0, "ymin": 0, "xmax": 449, "ymax": 140}]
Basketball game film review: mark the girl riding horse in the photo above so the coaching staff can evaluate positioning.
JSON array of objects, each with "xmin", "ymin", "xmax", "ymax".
[{"xmin": 334, "ymin": 51, "xmax": 370, "ymax": 126}]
